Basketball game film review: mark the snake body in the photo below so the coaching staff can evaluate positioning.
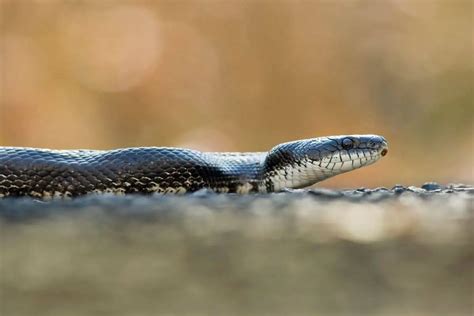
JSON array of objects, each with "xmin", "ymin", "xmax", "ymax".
[{"xmin": 0, "ymin": 135, "xmax": 388, "ymax": 198}]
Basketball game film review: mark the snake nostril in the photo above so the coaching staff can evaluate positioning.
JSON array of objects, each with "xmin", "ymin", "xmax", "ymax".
[{"xmin": 381, "ymin": 149, "xmax": 388, "ymax": 156}]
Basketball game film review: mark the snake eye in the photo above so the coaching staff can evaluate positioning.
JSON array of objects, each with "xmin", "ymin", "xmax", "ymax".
[{"xmin": 342, "ymin": 138, "xmax": 354, "ymax": 150}]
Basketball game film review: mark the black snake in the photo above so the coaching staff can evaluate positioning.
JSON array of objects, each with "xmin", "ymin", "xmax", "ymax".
[{"xmin": 0, "ymin": 135, "xmax": 388, "ymax": 198}]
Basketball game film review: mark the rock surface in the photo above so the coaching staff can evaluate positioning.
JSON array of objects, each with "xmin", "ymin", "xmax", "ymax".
[{"xmin": 0, "ymin": 183, "xmax": 472, "ymax": 316}]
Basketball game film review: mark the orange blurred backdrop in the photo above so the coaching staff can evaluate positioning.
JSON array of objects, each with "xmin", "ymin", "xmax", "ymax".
[{"xmin": 0, "ymin": 0, "xmax": 472, "ymax": 187}]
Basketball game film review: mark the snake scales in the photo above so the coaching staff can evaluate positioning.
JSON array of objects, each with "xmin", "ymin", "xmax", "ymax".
[{"xmin": 0, "ymin": 135, "xmax": 388, "ymax": 198}]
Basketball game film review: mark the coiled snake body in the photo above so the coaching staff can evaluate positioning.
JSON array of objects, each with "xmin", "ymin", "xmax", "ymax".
[{"xmin": 0, "ymin": 135, "xmax": 388, "ymax": 198}]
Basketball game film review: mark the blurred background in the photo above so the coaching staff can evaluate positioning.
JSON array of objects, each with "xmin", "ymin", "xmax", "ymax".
[
  {"xmin": 1, "ymin": 3, "xmax": 473, "ymax": 316},
  {"xmin": 0, "ymin": 0, "xmax": 472, "ymax": 187}
]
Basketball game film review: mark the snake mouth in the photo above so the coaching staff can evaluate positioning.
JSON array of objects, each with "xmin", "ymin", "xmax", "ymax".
[{"xmin": 381, "ymin": 148, "xmax": 388, "ymax": 156}]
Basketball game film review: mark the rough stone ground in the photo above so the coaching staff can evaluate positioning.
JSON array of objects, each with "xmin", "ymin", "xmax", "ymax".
[{"xmin": 0, "ymin": 183, "xmax": 472, "ymax": 316}]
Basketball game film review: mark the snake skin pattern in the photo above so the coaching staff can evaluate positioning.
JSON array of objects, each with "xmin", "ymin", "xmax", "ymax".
[{"xmin": 0, "ymin": 135, "xmax": 388, "ymax": 198}]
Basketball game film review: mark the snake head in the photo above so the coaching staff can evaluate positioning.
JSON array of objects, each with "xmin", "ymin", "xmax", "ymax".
[
  {"xmin": 312, "ymin": 135, "xmax": 389, "ymax": 161},
  {"xmin": 263, "ymin": 134, "xmax": 388, "ymax": 191}
]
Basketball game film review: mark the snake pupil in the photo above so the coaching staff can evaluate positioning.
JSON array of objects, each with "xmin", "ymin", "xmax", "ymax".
[{"xmin": 342, "ymin": 138, "xmax": 353, "ymax": 150}]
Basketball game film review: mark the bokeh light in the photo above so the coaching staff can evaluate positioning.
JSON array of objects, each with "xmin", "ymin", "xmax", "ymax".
[{"xmin": 58, "ymin": 5, "xmax": 161, "ymax": 92}]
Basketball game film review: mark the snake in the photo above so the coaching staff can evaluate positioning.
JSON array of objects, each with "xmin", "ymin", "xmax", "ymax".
[{"xmin": 0, "ymin": 134, "xmax": 388, "ymax": 198}]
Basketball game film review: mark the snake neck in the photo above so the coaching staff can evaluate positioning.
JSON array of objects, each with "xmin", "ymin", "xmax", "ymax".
[
  {"xmin": 208, "ymin": 143, "xmax": 319, "ymax": 193},
  {"xmin": 261, "ymin": 141, "xmax": 310, "ymax": 192},
  {"xmin": 206, "ymin": 152, "xmax": 267, "ymax": 193},
  {"xmin": 209, "ymin": 147, "xmax": 313, "ymax": 193}
]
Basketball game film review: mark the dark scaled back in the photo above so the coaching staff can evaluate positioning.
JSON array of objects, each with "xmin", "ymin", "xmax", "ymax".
[{"xmin": 0, "ymin": 147, "xmax": 228, "ymax": 197}]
